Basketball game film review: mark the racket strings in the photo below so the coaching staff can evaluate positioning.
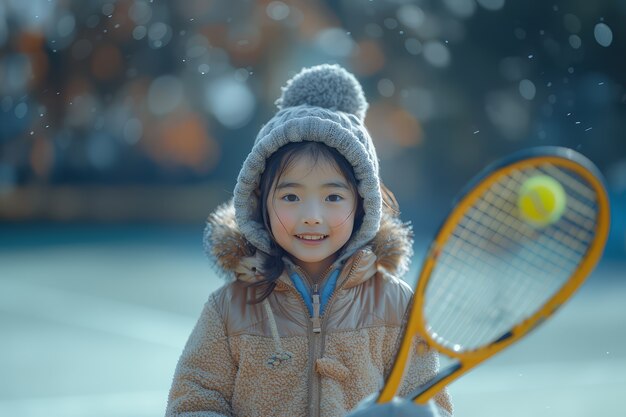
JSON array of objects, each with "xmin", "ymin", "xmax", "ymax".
[
  {"xmin": 432, "ymin": 218, "xmax": 568, "ymax": 349},
  {"xmin": 436, "ymin": 171, "xmax": 588, "ymax": 346},
  {"xmin": 426, "ymin": 166, "xmax": 592, "ymax": 348},
  {"xmin": 461, "ymin": 205, "xmax": 574, "ymax": 274},
  {"xmin": 431, "ymin": 249, "xmax": 521, "ymax": 344},
  {"xmin": 424, "ymin": 163, "xmax": 598, "ymax": 352},
  {"xmin": 433, "ymin": 221, "xmax": 567, "ymax": 347},
  {"xmin": 478, "ymin": 178, "xmax": 589, "ymax": 266},
  {"xmin": 442, "ymin": 194, "xmax": 575, "ymax": 344}
]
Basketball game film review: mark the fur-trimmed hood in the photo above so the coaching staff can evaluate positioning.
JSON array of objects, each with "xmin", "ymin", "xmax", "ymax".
[{"xmin": 203, "ymin": 199, "xmax": 414, "ymax": 285}]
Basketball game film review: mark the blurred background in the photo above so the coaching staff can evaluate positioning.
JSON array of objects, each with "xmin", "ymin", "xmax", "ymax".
[{"xmin": 0, "ymin": 0, "xmax": 624, "ymax": 416}]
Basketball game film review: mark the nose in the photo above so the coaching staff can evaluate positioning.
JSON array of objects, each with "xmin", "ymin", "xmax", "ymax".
[
  {"xmin": 302, "ymin": 201, "xmax": 323, "ymax": 225},
  {"xmin": 303, "ymin": 216, "xmax": 321, "ymax": 225}
]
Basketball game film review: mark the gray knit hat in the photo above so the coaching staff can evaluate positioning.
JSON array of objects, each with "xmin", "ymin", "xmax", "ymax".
[{"xmin": 233, "ymin": 64, "xmax": 382, "ymax": 257}]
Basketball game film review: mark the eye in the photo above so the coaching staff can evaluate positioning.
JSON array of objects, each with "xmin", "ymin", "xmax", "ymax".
[
  {"xmin": 326, "ymin": 194, "xmax": 344, "ymax": 202},
  {"xmin": 281, "ymin": 194, "xmax": 299, "ymax": 202}
]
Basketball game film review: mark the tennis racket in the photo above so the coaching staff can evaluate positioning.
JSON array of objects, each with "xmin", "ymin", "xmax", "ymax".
[{"xmin": 377, "ymin": 146, "xmax": 611, "ymax": 404}]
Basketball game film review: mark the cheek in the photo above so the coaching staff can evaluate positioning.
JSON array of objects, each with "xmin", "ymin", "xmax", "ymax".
[
  {"xmin": 328, "ymin": 206, "xmax": 356, "ymax": 230},
  {"xmin": 269, "ymin": 203, "xmax": 297, "ymax": 231}
]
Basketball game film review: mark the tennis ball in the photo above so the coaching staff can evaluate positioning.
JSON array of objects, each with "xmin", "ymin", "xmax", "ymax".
[{"xmin": 517, "ymin": 175, "xmax": 567, "ymax": 227}]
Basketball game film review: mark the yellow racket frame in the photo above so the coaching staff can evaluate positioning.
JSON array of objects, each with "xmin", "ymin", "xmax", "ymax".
[{"xmin": 377, "ymin": 154, "xmax": 611, "ymax": 404}]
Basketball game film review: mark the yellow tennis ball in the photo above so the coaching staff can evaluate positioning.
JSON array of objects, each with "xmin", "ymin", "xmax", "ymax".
[{"xmin": 517, "ymin": 175, "xmax": 567, "ymax": 227}]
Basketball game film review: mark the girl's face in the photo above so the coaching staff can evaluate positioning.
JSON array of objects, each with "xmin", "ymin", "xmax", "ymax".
[{"xmin": 267, "ymin": 155, "xmax": 357, "ymax": 279}]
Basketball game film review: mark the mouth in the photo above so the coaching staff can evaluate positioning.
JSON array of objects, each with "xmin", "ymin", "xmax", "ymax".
[{"xmin": 295, "ymin": 234, "xmax": 328, "ymax": 241}]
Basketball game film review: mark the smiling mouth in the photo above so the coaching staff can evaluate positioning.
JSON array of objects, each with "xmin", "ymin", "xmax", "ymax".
[{"xmin": 295, "ymin": 234, "xmax": 328, "ymax": 241}]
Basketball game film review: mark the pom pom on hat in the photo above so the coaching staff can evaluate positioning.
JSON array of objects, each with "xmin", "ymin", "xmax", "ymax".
[{"xmin": 276, "ymin": 64, "xmax": 369, "ymax": 120}]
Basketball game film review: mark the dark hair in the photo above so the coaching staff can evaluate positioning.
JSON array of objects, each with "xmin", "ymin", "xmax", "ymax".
[{"xmin": 248, "ymin": 141, "xmax": 398, "ymax": 303}]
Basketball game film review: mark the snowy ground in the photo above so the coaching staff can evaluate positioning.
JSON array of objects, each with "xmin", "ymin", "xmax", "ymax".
[{"xmin": 1, "ymin": 225, "xmax": 624, "ymax": 417}]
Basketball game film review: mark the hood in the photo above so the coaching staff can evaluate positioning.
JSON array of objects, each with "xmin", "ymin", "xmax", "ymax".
[
  {"xmin": 233, "ymin": 64, "xmax": 383, "ymax": 259},
  {"xmin": 203, "ymin": 199, "xmax": 413, "ymax": 285}
]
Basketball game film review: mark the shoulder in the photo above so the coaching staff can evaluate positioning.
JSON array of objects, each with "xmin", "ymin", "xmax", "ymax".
[
  {"xmin": 374, "ymin": 270, "xmax": 414, "ymax": 307},
  {"xmin": 208, "ymin": 280, "xmax": 254, "ymax": 319},
  {"xmin": 340, "ymin": 270, "xmax": 413, "ymax": 328},
  {"xmin": 210, "ymin": 280, "xmax": 247, "ymax": 310},
  {"xmin": 207, "ymin": 280, "xmax": 266, "ymax": 336}
]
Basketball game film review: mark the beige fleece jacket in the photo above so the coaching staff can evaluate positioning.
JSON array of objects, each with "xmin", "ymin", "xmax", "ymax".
[{"xmin": 165, "ymin": 201, "xmax": 453, "ymax": 417}]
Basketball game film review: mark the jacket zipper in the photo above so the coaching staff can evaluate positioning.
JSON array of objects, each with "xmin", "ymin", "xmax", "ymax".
[
  {"xmin": 319, "ymin": 250, "xmax": 364, "ymax": 359},
  {"xmin": 296, "ymin": 252, "xmax": 365, "ymax": 417},
  {"xmin": 294, "ymin": 264, "xmax": 335, "ymax": 417},
  {"xmin": 291, "ymin": 263, "xmax": 334, "ymax": 334},
  {"xmin": 282, "ymin": 284, "xmax": 316, "ymax": 417},
  {"xmin": 287, "ymin": 264, "xmax": 334, "ymax": 417},
  {"xmin": 312, "ymin": 283, "xmax": 321, "ymax": 333}
]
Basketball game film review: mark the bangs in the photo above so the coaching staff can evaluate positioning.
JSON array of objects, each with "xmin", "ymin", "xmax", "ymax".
[{"xmin": 277, "ymin": 142, "xmax": 357, "ymax": 193}]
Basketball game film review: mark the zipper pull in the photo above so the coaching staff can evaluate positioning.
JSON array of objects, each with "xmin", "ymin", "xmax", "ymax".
[{"xmin": 312, "ymin": 284, "xmax": 321, "ymax": 333}]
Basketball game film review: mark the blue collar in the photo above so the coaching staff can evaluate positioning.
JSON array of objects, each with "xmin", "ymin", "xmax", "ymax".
[{"xmin": 289, "ymin": 268, "xmax": 341, "ymax": 317}]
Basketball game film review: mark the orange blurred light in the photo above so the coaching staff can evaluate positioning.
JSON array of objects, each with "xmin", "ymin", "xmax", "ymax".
[
  {"xmin": 15, "ymin": 31, "xmax": 45, "ymax": 53},
  {"xmin": 351, "ymin": 40, "xmax": 386, "ymax": 76},
  {"xmin": 146, "ymin": 112, "xmax": 220, "ymax": 174},
  {"xmin": 14, "ymin": 32, "xmax": 49, "ymax": 90},
  {"xmin": 30, "ymin": 136, "xmax": 54, "ymax": 179},
  {"xmin": 65, "ymin": 77, "xmax": 93, "ymax": 98},
  {"xmin": 366, "ymin": 102, "xmax": 423, "ymax": 158},
  {"xmin": 292, "ymin": 0, "xmax": 339, "ymax": 39},
  {"xmin": 105, "ymin": 0, "xmax": 136, "ymax": 41},
  {"xmin": 91, "ymin": 43, "xmax": 123, "ymax": 80}
]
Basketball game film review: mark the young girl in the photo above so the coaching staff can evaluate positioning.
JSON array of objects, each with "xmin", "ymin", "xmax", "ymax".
[{"xmin": 165, "ymin": 64, "xmax": 453, "ymax": 417}]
